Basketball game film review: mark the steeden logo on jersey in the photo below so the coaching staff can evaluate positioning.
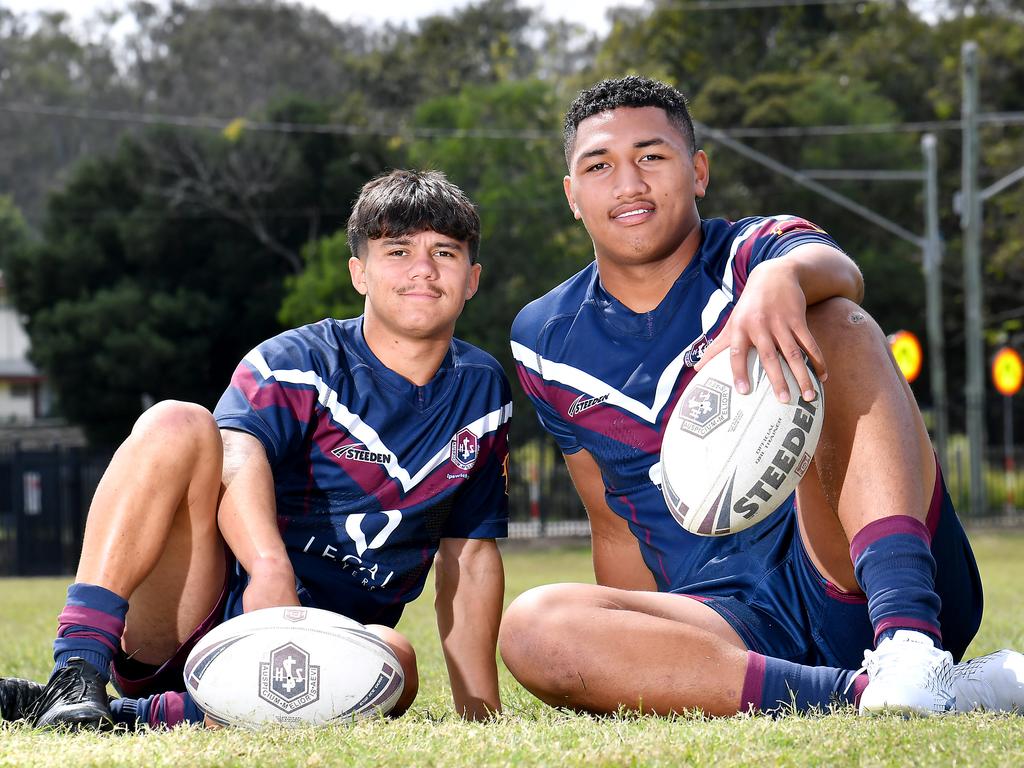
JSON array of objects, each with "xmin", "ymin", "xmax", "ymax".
[
  {"xmin": 568, "ymin": 393, "xmax": 608, "ymax": 418},
  {"xmin": 331, "ymin": 443, "xmax": 392, "ymax": 465}
]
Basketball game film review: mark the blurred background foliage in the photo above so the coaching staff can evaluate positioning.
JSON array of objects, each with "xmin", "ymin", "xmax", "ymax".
[{"xmin": 0, "ymin": 0, "xmax": 1022, "ymax": 443}]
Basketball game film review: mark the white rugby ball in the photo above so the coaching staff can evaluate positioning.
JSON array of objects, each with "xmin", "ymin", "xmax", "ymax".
[
  {"xmin": 183, "ymin": 606, "xmax": 404, "ymax": 728},
  {"xmin": 660, "ymin": 348, "xmax": 824, "ymax": 536}
]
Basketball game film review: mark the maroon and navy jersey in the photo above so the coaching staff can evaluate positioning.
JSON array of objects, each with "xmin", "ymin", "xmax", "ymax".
[
  {"xmin": 215, "ymin": 317, "xmax": 512, "ymax": 627},
  {"xmin": 511, "ymin": 216, "xmax": 841, "ymax": 593}
]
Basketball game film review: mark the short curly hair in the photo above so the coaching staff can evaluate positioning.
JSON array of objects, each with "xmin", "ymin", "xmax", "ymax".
[{"xmin": 563, "ymin": 76, "xmax": 696, "ymax": 167}]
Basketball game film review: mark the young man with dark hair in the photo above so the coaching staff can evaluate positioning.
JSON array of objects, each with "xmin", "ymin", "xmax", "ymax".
[
  {"xmin": 1, "ymin": 169, "xmax": 510, "ymax": 728},
  {"xmin": 502, "ymin": 75, "xmax": 1024, "ymax": 717}
]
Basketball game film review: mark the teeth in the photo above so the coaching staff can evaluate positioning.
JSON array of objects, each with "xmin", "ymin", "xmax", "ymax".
[{"xmin": 617, "ymin": 209, "xmax": 651, "ymax": 218}]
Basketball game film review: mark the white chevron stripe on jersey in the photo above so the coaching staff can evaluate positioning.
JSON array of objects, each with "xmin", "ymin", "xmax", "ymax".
[
  {"xmin": 699, "ymin": 215, "xmax": 794, "ymax": 332},
  {"xmin": 245, "ymin": 350, "xmax": 512, "ymax": 493},
  {"xmin": 512, "ymin": 338, "xmax": 701, "ymax": 425}
]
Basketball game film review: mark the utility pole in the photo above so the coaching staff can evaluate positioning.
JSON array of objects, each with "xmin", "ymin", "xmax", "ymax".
[
  {"xmin": 961, "ymin": 41, "xmax": 986, "ymax": 517},
  {"xmin": 922, "ymin": 133, "xmax": 948, "ymax": 473}
]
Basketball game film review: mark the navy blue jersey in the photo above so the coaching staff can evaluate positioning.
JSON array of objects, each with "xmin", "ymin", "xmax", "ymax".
[
  {"xmin": 215, "ymin": 317, "xmax": 512, "ymax": 626},
  {"xmin": 511, "ymin": 216, "xmax": 840, "ymax": 593}
]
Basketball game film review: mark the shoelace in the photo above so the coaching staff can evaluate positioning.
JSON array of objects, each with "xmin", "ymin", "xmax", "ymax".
[
  {"xmin": 844, "ymin": 643, "xmax": 956, "ymax": 698},
  {"xmin": 26, "ymin": 666, "xmax": 90, "ymax": 725}
]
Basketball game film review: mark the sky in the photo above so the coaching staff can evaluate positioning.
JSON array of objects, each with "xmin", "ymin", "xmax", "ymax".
[{"xmin": 4, "ymin": 0, "xmax": 649, "ymax": 35}]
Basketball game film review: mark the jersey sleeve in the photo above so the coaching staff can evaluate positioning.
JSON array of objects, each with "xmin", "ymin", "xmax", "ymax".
[
  {"xmin": 213, "ymin": 336, "xmax": 319, "ymax": 466},
  {"xmin": 730, "ymin": 216, "xmax": 845, "ymax": 294},
  {"xmin": 511, "ymin": 342, "xmax": 582, "ymax": 455},
  {"xmin": 441, "ymin": 377, "xmax": 513, "ymax": 540}
]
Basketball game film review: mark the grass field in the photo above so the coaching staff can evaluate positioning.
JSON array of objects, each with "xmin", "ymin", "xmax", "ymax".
[{"xmin": 2, "ymin": 535, "xmax": 1023, "ymax": 767}]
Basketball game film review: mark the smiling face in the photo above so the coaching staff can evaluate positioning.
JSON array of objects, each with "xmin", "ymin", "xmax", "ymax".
[
  {"xmin": 564, "ymin": 106, "xmax": 709, "ymax": 270},
  {"xmin": 349, "ymin": 229, "xmax": 481, "ymax": 342}
]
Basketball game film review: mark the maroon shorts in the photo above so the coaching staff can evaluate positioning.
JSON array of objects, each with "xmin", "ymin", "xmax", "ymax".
[{"xmin": 110, "ymin": 581, "xmax": 228, "ymax": 699}]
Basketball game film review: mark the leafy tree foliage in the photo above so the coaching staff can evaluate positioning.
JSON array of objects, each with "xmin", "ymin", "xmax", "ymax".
[
  {"xmin": 277, "ymin": 233, "xmax": 364, "ymax": 330},
  {"xmin": 0, "ymin": 9, "xmax": 132, "ymax": 225},
  {"xmin": 3, "ymin": 0, "xmax": 1024, "ymax": 441},
  {"xmin": 5, "ymin": 100, "xmax": 394, "ymax": 443},
  {"xmin": 593, "ymin": 0, "xmax": 1024, "ymax": 430},
  {"xmin": 277, "ymin": 80, "xmax": 594, "ymax": 441}
]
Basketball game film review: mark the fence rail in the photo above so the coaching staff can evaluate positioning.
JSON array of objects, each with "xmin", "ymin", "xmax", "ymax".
[{"xmin": 0, "ymin": 437, "xmax": 1018, "ymax": 576}]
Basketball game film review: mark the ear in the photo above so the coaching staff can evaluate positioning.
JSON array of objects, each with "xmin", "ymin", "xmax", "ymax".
[
  {"xmin": 465, "ymin": 262, "xmax": 482, "ymax": 300},
  {"xmin": 563, "ymin": 175, "xmax": 582, "ymax": 220},
  {"xmin": 348, "ymin": 255, "xmax": 368, "ymax": 296},
  {"xmin": 693, "ymin": 150, "xmax": 710, "ymax": 199}
]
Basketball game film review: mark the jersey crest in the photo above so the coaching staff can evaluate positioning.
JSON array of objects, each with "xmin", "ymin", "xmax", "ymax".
[{"xmin": 450, "ymin": 428, "xmax": 479, "ymax": 471}]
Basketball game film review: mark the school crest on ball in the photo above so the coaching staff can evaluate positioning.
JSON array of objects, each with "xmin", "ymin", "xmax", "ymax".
[
  {"xmin": 676, "ymin": 379, "xmax": 731, "ymax": 439},
  {"xmin": 450, "ymin": 428, "xmax": 478, "ymax": 471},
  {"xmin": 259, "ymin": 642, "xmax": 320, "ymax": 713}
]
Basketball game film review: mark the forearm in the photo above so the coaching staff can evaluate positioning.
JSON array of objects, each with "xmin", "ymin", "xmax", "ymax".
[
  {"xmin": 217, "ymin": 429, "xmax": 291, "ymax": 577},
  {"xmin": 773, "ymin": 243, "xmax": 864, "ymax": 306},
  {"xmin": 435, "ymin": 538, "xmax": 504, "ymax": 719},
  {"xmin": 564, "ymin": 449, "xmax": 655, "ymax": 591}
]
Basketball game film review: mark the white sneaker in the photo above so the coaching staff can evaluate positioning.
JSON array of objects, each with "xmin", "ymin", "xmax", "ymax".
[
  {"xmin": 858, "ymin": 630, "xmax": 956, "ymax": 716},
  {"xmin": 951, "ymin": 649, "xmax": 1024, "ymax": 713}
]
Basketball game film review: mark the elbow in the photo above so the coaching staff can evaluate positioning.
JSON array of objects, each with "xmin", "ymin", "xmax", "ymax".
[{"xmin": 851, "ymin": 263, "xmax": 865, "ymax": 304}]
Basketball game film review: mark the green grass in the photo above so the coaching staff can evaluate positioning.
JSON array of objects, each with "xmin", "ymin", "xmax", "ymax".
[{"xmin": 2, "ymin": 536, "xmax": 1024, "ymax": 767}]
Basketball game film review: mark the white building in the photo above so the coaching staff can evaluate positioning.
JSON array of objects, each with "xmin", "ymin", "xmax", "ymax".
[{"xmin": 0, "ymin": 271, "xmax": 49, "ymax": 421}]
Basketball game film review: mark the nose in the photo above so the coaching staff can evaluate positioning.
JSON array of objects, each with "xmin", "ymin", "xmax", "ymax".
[
  {"xmin": 407, "ymin": 248, "xmax": 439, "ymax": 280},
  {"xmin": 613, "ymin": 163, "xmax": 649, "ymax": 199}
]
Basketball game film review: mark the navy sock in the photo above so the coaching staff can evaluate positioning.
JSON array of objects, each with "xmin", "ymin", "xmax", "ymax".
[
  {"xmin": 851, "ymin": 516, "xmax": 941, "ymax": 648},
  {"xmin": 52, "ymin": 583, "xmax": 129, "ymax": 683},
  {"xmin": 110, "ymin": 692, "xmax": 204, "ymax": 729},
  {"xmin": 741, "ymin": 652, "xmax": 866, "ymax": 714}
]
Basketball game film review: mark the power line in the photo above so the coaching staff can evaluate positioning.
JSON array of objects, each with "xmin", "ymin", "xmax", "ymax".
[
  {"xmin": 0, "ymin": 102, "xmax": 555, "ymax": 140},
  {"xmin": 669, "ymin": 0, "xmax": 867, "ymax": 9},
  {"xmin": 2, "ymin": 101, "xmax": 1023, "ymax": 140},
  {"xmin": 708, "ymin": 113, "xmax": 1024, "ymax": 138}
]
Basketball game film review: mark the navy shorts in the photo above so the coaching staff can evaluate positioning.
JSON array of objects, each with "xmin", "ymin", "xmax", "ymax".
[
  {"xmin": 674, "ymin": 465, "xmax": 983, "ymax": 670},
  {"xmin": 110, "ymin": 579, "xmax": 229, "ymax": 698}
]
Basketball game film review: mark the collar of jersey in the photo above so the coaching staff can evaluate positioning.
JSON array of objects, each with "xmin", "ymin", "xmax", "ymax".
[
  {"xmin": 588, "ymin": 254, "xmax": 701, "ymax": 339},
  {"xmin": 353, "ymin": 317, "xmax": 458, "ymax": 412}
]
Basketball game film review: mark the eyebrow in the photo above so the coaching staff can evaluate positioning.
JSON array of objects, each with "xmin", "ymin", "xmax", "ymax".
[
  {"xmin": 575, "ymin": 137, "xmax": 668, "ymax": 166},
  {"xmin": 380, "ymin": 237, "xmax": 465, "ymax": 251}
]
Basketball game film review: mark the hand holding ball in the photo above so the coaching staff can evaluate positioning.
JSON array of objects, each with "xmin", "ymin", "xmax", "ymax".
[{"xmin": 660, "ymin": 348, "xmax": 824, "ymax": 536}]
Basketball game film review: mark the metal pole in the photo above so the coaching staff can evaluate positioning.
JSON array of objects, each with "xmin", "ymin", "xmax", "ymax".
[
  {"xmin": 922, "ymin": 134, "xmax": 948, "ymax": 472},
  {"xmin": 1004, "ymin": 395, "xmax": 1015, "ymax": 515},
  {"xmin": 961, "ymin": 41, "xmax": 987, "ymax": 517}
]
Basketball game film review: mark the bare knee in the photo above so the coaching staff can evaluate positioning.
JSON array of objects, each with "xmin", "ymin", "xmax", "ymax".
[
  {"xmin": 131, "ymin": 400, "xmax": 220, "ymax": 447},
  {"xmin": 366, "ymin": 625, "xmax": 418, "ymax": 716},
  {"xmin": 806, "ymin": 298, "xmax": 884, "ymax": 352},
  {"xmin": 499, "ymin": 584, "xmax": 588, "ymax": 701},
  {"xmin": 124, "ymin": 401, "xmax": 223, "ymax": 479}
]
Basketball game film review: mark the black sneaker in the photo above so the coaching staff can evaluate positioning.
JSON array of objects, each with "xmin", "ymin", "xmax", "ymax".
[
  {"xmin": 29, "ymin": 658, "xmax": 113, "ymax": 729},
  {"xmin": 0, "ymin": 677, "xmax": 44, "ymax": 722}
]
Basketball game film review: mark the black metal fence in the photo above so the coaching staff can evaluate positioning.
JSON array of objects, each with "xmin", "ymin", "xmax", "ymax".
[
  {"xmin": 0, "ymin": 435, "xmax": 1019, "ymax": 577},
  {"xmin": 0, "ymin": 446, "xmax": 112, "ymax": 577}
]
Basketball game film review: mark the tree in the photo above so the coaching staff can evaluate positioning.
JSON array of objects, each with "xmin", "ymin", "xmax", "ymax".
[
  {"xmin": 5, "ymin": 100, "xmax": 394, "ymax": 443},
  {"xmin": 0, "ymin": 196, "xmax": 31, "ymax": 270},
  {"xmin": 121, "ymin": 0, "xmax": 367, "ymax": 116},
  {"xmin": 277, "ymin": 80, "xmax": 594, "ymax": 441},
  {"xmin": 404, "ymin": 80, "xmax": 593, "ymax": 371},
  {"xmin": 0, "ymin": 9, "xmax": 132, "ymax": 226},
  {"xmin": 277, "ymin": 233, "xmax": 364, "ymax": 329}
]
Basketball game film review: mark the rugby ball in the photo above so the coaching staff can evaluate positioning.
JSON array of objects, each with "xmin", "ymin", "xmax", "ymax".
[
  {"xmin": 660, "ymin": 348, "xmax": 824, "ymax": 536},
  {"xmin": 183, "ymin": 606, "xmax": 404, "ymax": 728}
]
